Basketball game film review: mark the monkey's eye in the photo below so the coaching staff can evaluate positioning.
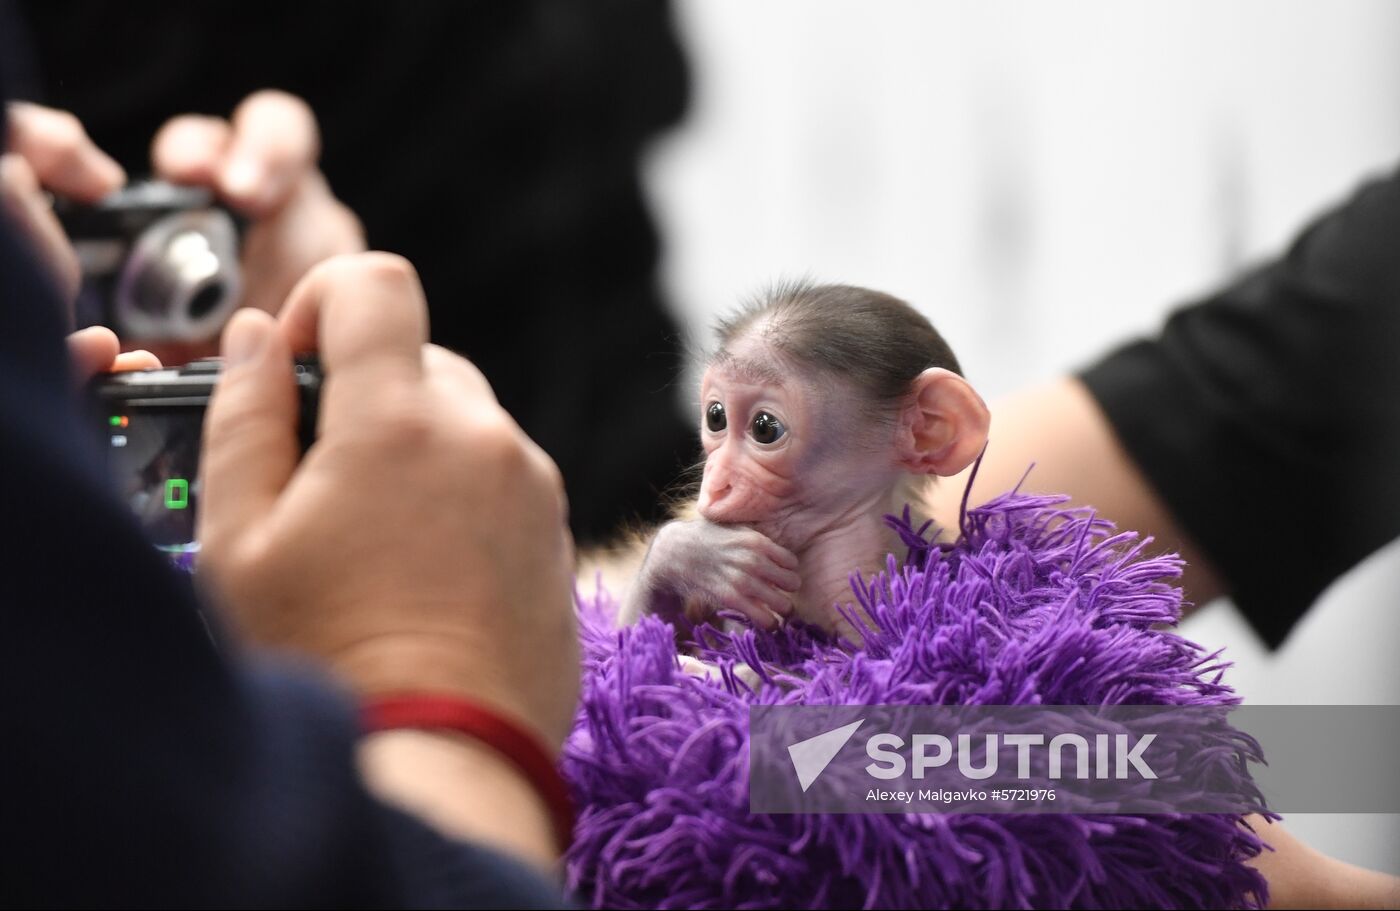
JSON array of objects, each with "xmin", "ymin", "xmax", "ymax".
[
  {"xmin": 705, "ymin": 402, "xmax": 727, "ymax": 432},
  {"xmin": 750, "ymin": 411, "xmax": 786, "ymax": 445}
]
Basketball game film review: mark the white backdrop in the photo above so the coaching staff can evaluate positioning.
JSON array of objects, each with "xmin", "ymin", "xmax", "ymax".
[{"xmin": 646, "ymin": 0, "xmax": 1400, "ymax": 872}]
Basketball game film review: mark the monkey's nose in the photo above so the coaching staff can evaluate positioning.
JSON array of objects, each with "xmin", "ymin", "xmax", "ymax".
[{"xmin": 698, "ymin": 480, "xmax": 734, "ymax": 521}]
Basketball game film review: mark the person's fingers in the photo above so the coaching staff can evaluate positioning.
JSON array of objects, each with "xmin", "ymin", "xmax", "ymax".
[
  {"xmin": 6, "ymin": 102, "xmax": 125, "ymax": 202},
  {"xmin": 111, "ymin": 350, "xmax": 162, "ymax": 372},
  {"xmin": 422, "ymin": 342, "xmax": 570, "ymax": 529},
  {"xmin": 277, "ymin": 253, "xmax": 428, "ymax": 424},
  {"xmin": 422, "ymin": 343, "xmax": 497, "ymax": 405},
  {"xmin": 219, "ymin": 90, "xmax": 319, "ymax": 216},
  {"xmin": 66, "ymin": 328, "xmax": 162, "ymax": 386},
  {"xmin": 122, "ymin": 340, "xmax": 210, "ymax": 369},
  {"xmin": 228, "ymin": 169, "xmax": 365, "ymax": 319},
  {"xmin": 66, "ymin": 326, "xmax": 120, "ymax": 384},
  {"xmin": 199, "ymin": 308, "xmax": 299, "ymax": 554},
  {"xmin": 0, "ymin": 152, "xmax": 81, "ymax": 303},
  {"xmin": 151, "ymin": 115, "xmax": 232, "ymax": 186}
]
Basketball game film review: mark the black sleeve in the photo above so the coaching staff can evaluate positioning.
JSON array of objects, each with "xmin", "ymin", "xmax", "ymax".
[
  {"xmin": 1079, "ymin": 167, "xmax": 1400, "ymax": 648},
  {"xmin": 0, "ymin": 166, "xmax": 562, "ymax": 909}
]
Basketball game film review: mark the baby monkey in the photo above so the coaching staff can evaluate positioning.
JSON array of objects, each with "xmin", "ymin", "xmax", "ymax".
[{"xmin": 619, "ymin": 282, "xmax": 990, "ymax": 639}]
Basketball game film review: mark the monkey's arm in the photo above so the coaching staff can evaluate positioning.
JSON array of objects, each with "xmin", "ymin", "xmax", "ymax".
[
  {"xmin": 616, "ymin": 528, "xmax": 687, "ymax": 626},
  {"xmin": 926, "ymin": 378, "xmax": 1225, "ymax": 615},
  {"xmin": 578, "ymin": 500, "xmax": 702, "ymax": 608}
]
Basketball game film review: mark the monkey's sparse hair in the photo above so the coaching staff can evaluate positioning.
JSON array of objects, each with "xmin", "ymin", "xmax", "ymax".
[{"xmin": 714, "ymin": 280, "xmax": 963, "ymax": 408}]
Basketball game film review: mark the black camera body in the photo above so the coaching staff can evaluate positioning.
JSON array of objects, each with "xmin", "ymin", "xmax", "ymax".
[
  {"xmin": 90, "ymin": 357, "xmax": 321, "ymax": 565},
  {"xmin": 58, "ymin": 181, "xmax": 243, "ymax": 342}
]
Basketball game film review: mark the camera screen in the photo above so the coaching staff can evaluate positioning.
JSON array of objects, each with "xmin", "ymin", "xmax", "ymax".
[{"xmin": 103, "ymin": 407, "xmax": 203, "ymax": 566}]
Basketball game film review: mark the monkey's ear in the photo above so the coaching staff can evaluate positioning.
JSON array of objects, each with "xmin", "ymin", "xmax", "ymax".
[{"xmin": 895, "ymin": 368, "xmax": 991, "ymax": 476}]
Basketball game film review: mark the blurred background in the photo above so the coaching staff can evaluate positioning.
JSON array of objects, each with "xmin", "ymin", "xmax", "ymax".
[{"xmin": 648, "ymin": 0, "xmax": 1400, "ymax": 872}]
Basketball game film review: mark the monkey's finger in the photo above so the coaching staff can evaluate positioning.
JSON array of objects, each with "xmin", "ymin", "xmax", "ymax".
[
  {"xmin": 773, "ymin": 547, "xmax": 800, "ymax": 572},
  {"xmin": 734, "ymin": 577, "xmax": 794, "ymax": 619},
  {"xmin": 707, "ymin": 586, "xmax": 778, "ymax": 630},
  {"xmin": 752, "ymin": 560, "xmax": 801, "ymax": 594},
  {"xmin": 765, "ymin": 593, "xmax": 795, "ymax": 617},
  {"xmin": 738, "ymin": 601, "xmax": 784, "ymax": 631},
  {"xmin": 6, "ymin": 102, "xmax": 126, "ymax": 202},
  {"xmin": 745, "ymin": 534, "xmax": 799, "ymax": 572},
  {"xmin": 724, "ymin": 602, "xmax": 780, "ymax": 631},
  {"xmin": 151, "ymin": 115, "xmax": 233, "ymax": 186}
]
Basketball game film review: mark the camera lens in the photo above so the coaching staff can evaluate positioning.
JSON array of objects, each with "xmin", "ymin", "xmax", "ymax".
[
  {"xmin": 187, "ymin": 282, "xmax": 225, "ymax": 320},
  {"xmin": 114, "ymin": 209, "xmax": 242, "ymax": 341}
]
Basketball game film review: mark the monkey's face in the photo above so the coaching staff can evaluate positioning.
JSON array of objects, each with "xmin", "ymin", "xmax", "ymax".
[{"xmin": 696, "ymin": 342, "xmax": 901, "ymax": 551}]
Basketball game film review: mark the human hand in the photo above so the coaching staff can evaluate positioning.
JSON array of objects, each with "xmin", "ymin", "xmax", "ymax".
[
  {"xmin": 620, "ymin": 517, "xmax": 799, "ymax": 630},
  {"xmin": 65, "ymin": 326, "xmax": 161, "ymax": 385},
  {"xmin": 197, "ymin": 253, "xmax": 578, "ymax": 751},
  {"xmin": 1, "ymin": 101, "xmax": 124, "ymax": 305},
  {"xmin": 148, "ymin": 90, "xmax": 364, "ymax": 364},
  {"xmin": 2, "ymin": 103, "xmax": 163, "ymax": 383}
]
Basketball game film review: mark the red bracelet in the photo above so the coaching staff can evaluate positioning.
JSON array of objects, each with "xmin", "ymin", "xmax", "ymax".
[{"xmin": 361, "ymin": 694, "xmax": 574, "ymax": 852}]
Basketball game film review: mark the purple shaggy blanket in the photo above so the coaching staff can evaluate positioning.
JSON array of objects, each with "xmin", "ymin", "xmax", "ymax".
[{"xmin": 563, "ymin": 489, "xmax": 1272, "ymax": 909}]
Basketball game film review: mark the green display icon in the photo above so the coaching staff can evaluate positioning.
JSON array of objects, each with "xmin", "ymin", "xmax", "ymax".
[{"xmin": 165, "ymin": 478, "xmax": 190, "ymax": 510}]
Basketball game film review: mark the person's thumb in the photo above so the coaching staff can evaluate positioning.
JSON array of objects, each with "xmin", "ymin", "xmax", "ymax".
[
  {"xmin": 198, "ymin": 308, "xmax": 299, "ymax": 556},
  {"xmin": 65, "ymin": 326, "xmax": 120, "ymax": 385}
]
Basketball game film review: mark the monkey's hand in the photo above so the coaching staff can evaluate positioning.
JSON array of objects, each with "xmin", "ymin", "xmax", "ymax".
[{"xmin": 618, "ymin": 519, "xmax": 800, "ymax": 630}]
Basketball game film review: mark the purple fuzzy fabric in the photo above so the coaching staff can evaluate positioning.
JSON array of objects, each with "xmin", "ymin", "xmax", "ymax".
[{"xmin": 564, "ymin": 489, "xmax": 1272, "ymax": 909}]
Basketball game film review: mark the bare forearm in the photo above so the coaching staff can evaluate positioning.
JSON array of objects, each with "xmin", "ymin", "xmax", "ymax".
[
  {"xmin": 1246, "ymin": 815, "xmax": 1400, "ymax": 909},
  {"xmin": 926, "ymin": 377, "xmax": 1227, "ymax": 613},
  {"xmin": 358, "ymin": 730, "xmax": 558, "ymax": 874}
]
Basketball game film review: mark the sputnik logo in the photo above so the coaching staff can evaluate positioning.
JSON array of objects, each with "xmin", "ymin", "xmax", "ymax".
[{"xmin": 788, "ymin": 719, "xmax": 865, "ymax": 792}]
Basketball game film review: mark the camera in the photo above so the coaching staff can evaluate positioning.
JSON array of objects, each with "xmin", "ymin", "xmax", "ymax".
[
  {"xmin": 89, "ymin": 357, "xmax": 321, "ymax": 567},
  {"xmin": 57, "ymin": 180, "xmax": 243, "ymax": 341}
]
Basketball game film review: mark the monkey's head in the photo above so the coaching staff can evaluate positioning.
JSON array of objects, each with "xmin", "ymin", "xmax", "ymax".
[{"xmin": 697, "ymin": 282, "xmax": 989, "ymax": 554}]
